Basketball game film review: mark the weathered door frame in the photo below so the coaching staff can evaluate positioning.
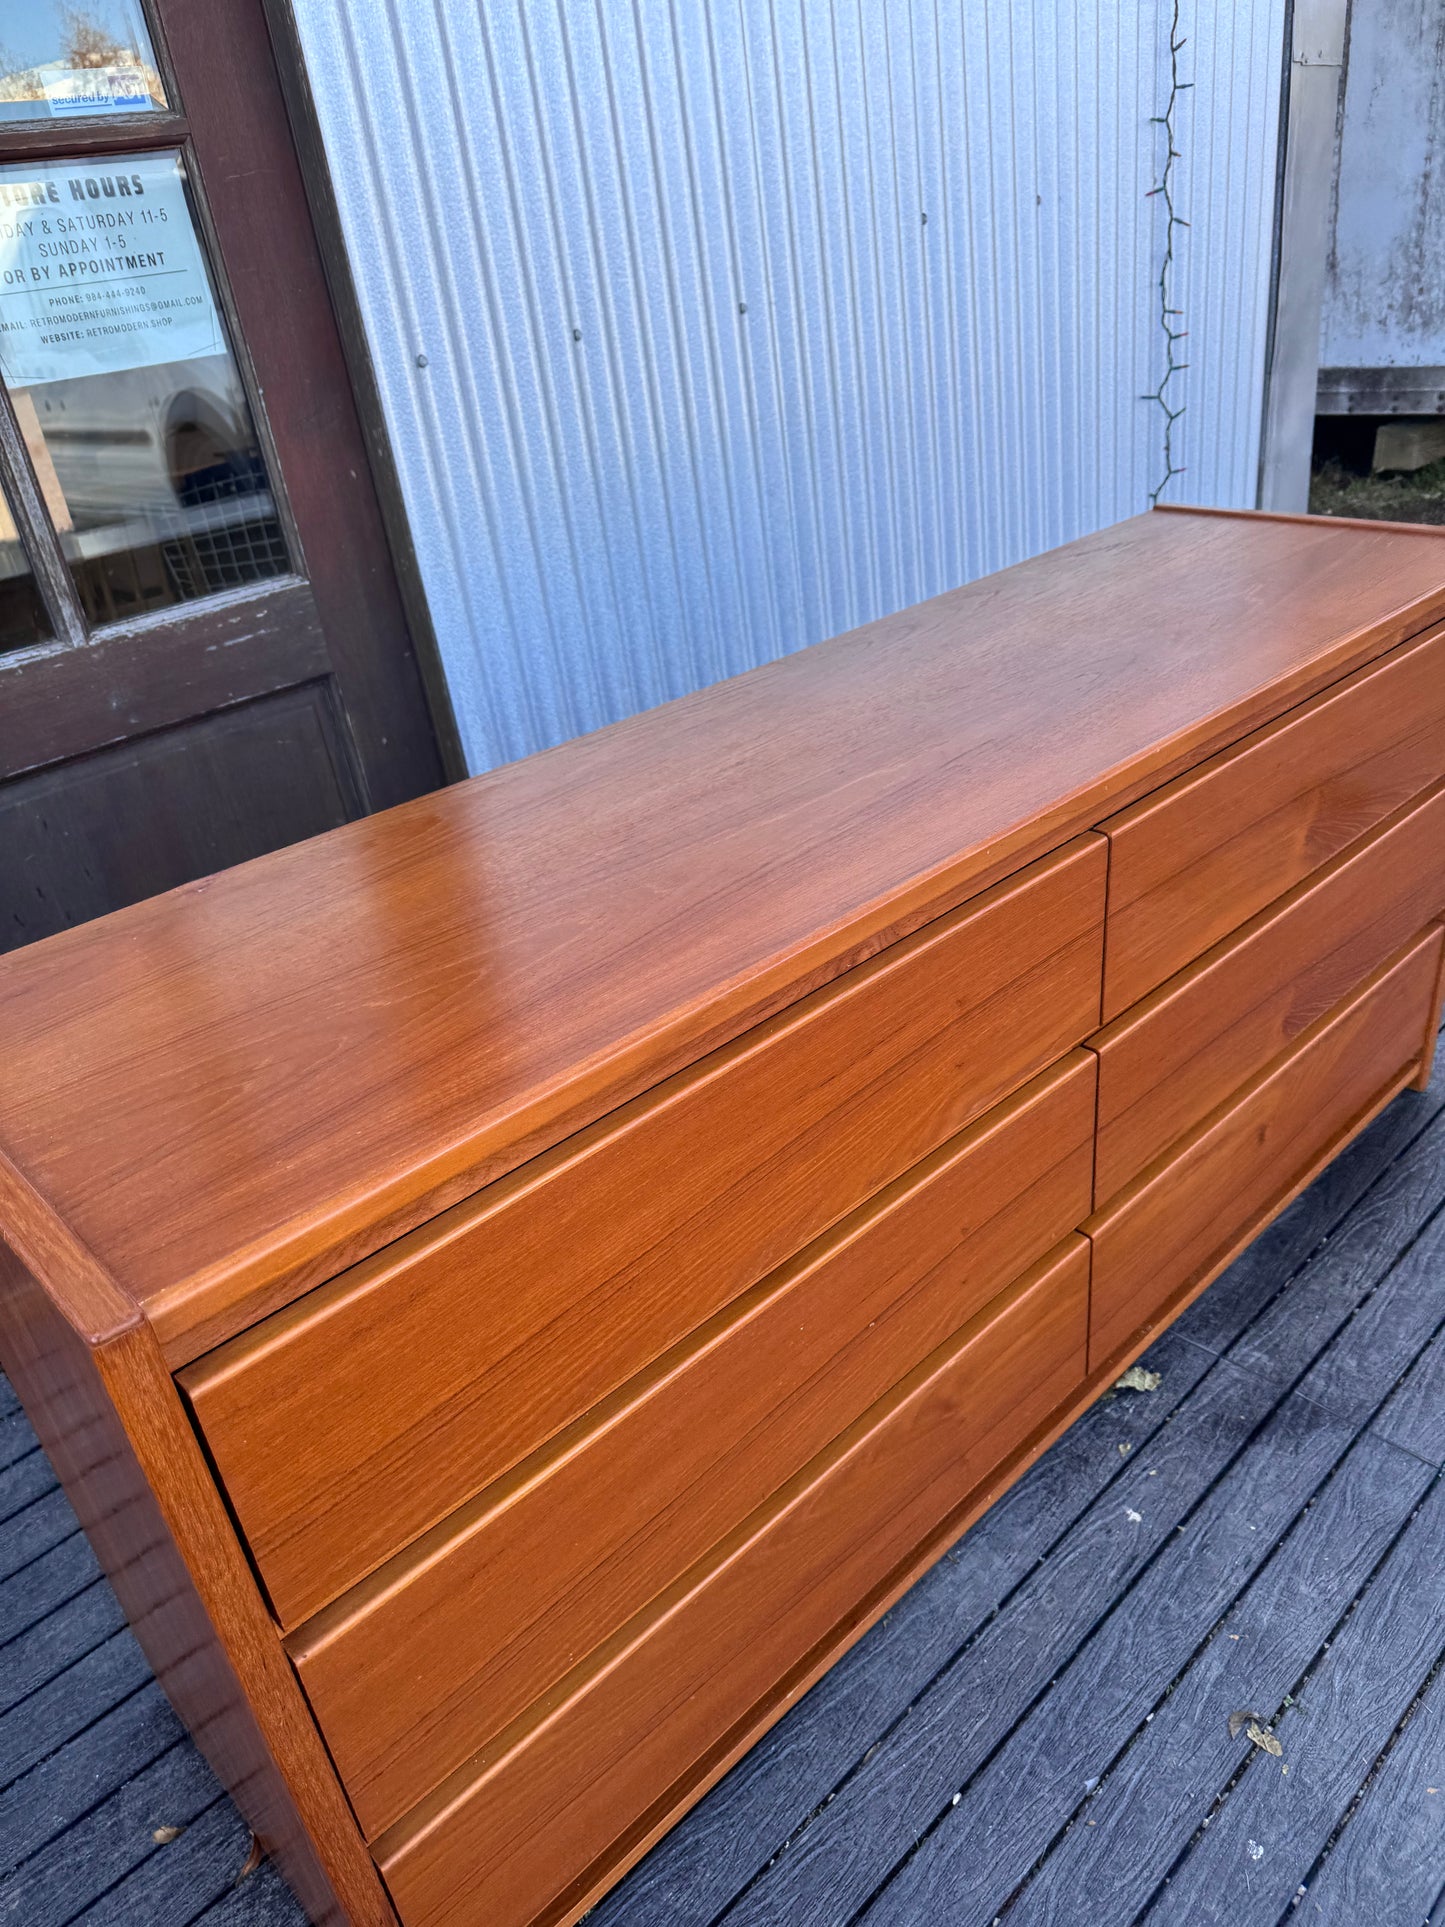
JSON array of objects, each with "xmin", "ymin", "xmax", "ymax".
[
  {"xmin": 1257, "ymin": 0, "xmax": 1351, "ymax": 511},
  {"xmin": 0, "ymin": 0, "xmax": 463, "ymax": 836}
]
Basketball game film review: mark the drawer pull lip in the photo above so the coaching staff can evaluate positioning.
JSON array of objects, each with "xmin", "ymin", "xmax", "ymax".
[
  {"xmin": 181, "ymin": 837, "xmax": 1106, "ymax": 1631},
  {"xmin": 286, "ymin": 1055, "xmax": 1096, "ymax": 1836},
  {"xmin": 285, "ymin": 1050, "xmax": 1096, "ymax": 1658},
  {"xmin": 1089, "ymin": 775, "xmax": 1445, "ymax": 1201},
  {"xmin": 1099, "ymin": 623, "xmax": 1445, "ymax": 1017},
  {"xmin": 1086, "ymin": 925, "xmax": 1443, "ymax": 1373},
  {"xmin": 369, "ymin": 1234, "xmax": 1089, "ymax": 1914}
]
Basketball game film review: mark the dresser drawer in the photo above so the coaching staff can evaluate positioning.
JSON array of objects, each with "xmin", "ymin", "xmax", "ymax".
[
  {"xmin": 374, "ymin": 1235, "xmax": 1090, "ymax": 1927},
  {"xmin": 1093, "ymin": 780, "xmax": 1445, "ymax": 1199},
  {"xmin": 1100, "ymin": 624, "xmax": 1445, "ymax": 1019},
  {"xmin": 1087, "ymin": 927, "xmax": 1443, "ymax": 1371},
  {"xmin": 291, "ymin": 1051, "xmax": 1095, "ymax": 1837},
  {"xmin": 181, "ymin": 836, "xmax": 1105, "ymax": 1629}
]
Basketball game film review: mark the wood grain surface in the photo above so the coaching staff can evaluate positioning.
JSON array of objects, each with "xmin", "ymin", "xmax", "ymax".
[
  {"xmin": 997, "ymin": 1425, "xmax": 1429, "ymax": 1927},
  {"xmin": 1092, "ymin": 781, "xmax": 1445, "ymax": 1198},
  {"xmin": 374, "ymin": 1239, "xmax": 1090, "ymax": 1927},
  {"xmin": 3, "ymin": 510, "xmax": 1445, "ymax": 1362},
  {"xmin": 1100, "ymin": 623, "xmax": 1445, "ymax": 1018},
  {"xmin": 658, "ymin": 1336, "xmax": 1291, "ymax": 1927},
  {"xmin": 1087, "ymin": 930, "xmax": 1443, "ymax": 1369},
  {"xmin": 595, "ymin": 1039, "xmax": 1445, "ymax": 1927},
  {"xmin": 862, "ymin": 1410, "xmax": 1416, "ymax": 1927},
  {"xmin": 590, "ymin": 1322, "xmax": 1218, "ymax": 1927},
  {"xmin": 291, "ymin": 1053, "xmax": 1095, "ymax": 1836},
  {"xmin": 1284, "ymin": 1524, "xmax": 1445, "ymax": 1925},
  {"xmin": 182, "ymin": 840, "xmax": 1104, "ymax": 1628},
  {"xmin": 1413, "ymin": 921, "xmax": 1445, "ymax": 1091},
  {"xmin": 740, "ymin": 1123, "xmax": 1445, "ymax": 1927},
  {"xmin": 0, "ymin": 1242, "xmax": 394, "ymax": 1927},
  {"xmin": 1143, "ymin": 1472, "xmax": 1445, "ymax": 1927}
]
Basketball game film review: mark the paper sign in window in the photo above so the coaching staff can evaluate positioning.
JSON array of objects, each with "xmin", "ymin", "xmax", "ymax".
[
  {"xmin": 0, "ymin": 151, "xmax": 287, "ymax": 625},
  {"xmin": 0, "ymin": 152, "xmax": 224, "ymax": 386}
]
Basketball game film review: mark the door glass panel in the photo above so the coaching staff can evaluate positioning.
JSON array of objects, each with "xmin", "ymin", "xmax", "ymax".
[
  {"xmin": 0, "ymin": 2, "xmax": 166, "ymax": 121},
  {"xmin": 0, "ymin": 150, "xmax": 288, "ymax": 625},
  {"xmin": 0, "ymin": 476, "xmax": 52, "ymax": 651}
]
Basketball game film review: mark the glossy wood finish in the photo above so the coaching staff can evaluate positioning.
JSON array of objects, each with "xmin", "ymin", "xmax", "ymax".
[
  {"xmin": 290, "ymin": 1052, "xmax": 1096, "ymax": 1837},
  {"xmin": 1086, "ymin": 931, "xmax": 1444, "ymax": 1371},
  {"xmin": 1100, "ymin": 624, "xmax": 1445, "ymax": 1019},
  {"xmin": 9, "ymin": 509, "xmax": 1445, "ymax": 1927},
  {"xmin": 1092, "ymin": 779, "xmax": 1445, "ymax": 1199},
  {"xmin": 182, "ymin": 840, "xmax": 1105, "ymax": 1629},
  {"xmin": 374, "ymin": 1237, "xmax": 1090, "ymax": 1927},
  {"xmin": 3, "ymin": 511, "xmax": 1445, "ymax": 1366},
  {"xmin": 0, "ymin": 1178, "xmax": 395, "ymax": 1927}
]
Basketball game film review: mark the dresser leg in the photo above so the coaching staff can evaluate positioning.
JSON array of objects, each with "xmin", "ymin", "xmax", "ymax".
[
  {"xmin": 0, "ymin": 1216, "xmax": 396, "ymax": 1927},
  {"xmin": 1412, "ymin": 917, "xmax": 1445, "ymax": 1091}
]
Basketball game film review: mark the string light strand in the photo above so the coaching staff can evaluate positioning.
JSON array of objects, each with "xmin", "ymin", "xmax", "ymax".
[{"xmin": 1142, "ymin": 2, "xmax": 1192, "ymax": 505}]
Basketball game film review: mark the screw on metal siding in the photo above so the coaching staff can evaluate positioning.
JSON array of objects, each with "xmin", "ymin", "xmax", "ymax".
[
  {"xmin": 572, "ymin": 327, "xmax": 582, "ymax": 342},
  {"xmin": 1141, "ymin": 0, "xmax": 1193, "ymax": 505},
  {"xmin": 415, "ymin": 353, "xmax": 428, "ymax": 368},
  {"xmin": 738, "ymin": 302, "xmax": 747, "ymax": 314}
]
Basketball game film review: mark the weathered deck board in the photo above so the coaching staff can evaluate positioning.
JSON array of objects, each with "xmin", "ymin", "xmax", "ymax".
[
  {"xmin": 0, "ymin": 1457, "xmax": 62, "ymax": 1536},
  {"xmin": 718, "ymin": 1360, "xmax": 1291, "ymax": 1927},
  {"xmin": 3, "ymin": 1056, "xmax": 1445, "ymax": 1924},
  {"xmin": 0, "ymin": 1634, "xmax": 152, "ymax": 1791},
  {"xmin": 0, "ymin": 1686, "xmax": 181, "ymax": 1874},
  {"xmin": 1375, "ymin": 1321, "xmax": 1445, "ymax": 1465},
  {"xmin": 1145, "ymin": 1472, "xmax": 1445, "ymax": 1924},
  {"xmin": 1000, "ymin": 1431, "xmax": 1431, "ymax": 1926},
  {"xmin": 0, "ymin": 1531, "xmax": 96, "ymax": 1645},
  {"xmin": 1294, "ymin": 1642, "xmax": 1445, "ymax": 1923},
  {"xmin": 591, "ymin": 1321, "xmax": 1219, "ymax": 1927},
  {"xmin": 861, "ymin": 1412, "xmax": 1420, "ymax": 1927}
]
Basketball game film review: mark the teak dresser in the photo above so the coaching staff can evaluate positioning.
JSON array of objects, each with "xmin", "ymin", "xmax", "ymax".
[{"xmin": 5, "ymin": 506, "xmax": 1445, "ymax": 1927}]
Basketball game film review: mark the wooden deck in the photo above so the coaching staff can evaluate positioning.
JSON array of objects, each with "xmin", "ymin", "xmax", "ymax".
[{"xmin": 7, "ymin": 1034, "xmax": 1445, "ymax": 1925}]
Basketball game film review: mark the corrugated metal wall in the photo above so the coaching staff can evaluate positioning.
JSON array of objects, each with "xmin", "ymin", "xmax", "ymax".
[{"xmin": 293, "ymin": 0, "xmax": 1286, "ymax": 774}]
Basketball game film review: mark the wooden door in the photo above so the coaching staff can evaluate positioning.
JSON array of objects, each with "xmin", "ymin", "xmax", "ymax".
[{"xmin": 0, "ymin": 0, "xmax": 448, "ymax": 953}]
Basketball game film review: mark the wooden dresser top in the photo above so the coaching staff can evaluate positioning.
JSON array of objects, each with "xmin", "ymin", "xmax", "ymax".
[{"xmin": 4, "ymin": 506, "xmax": 1445, "ymax": 1362}]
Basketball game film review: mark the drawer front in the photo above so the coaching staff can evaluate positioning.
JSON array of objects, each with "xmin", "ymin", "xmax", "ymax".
[
  {"xmin": 1093, "ymin": 780, "xmax": 1445, "ymax": 1200},
  {"xmin": 1088, "ymin": 927, "xmax": 1443, "ymax": 1372},
  {"xmin": 376, "ymin": 1237, "xmax": 1090, "ymax": 1927},
  {"xmin": 1100, "ymin": 624, "xmax": 1445, "ymax": 1019},
  {"xmin": 293, "ymin": 1052, "xmax": 1096, "ymax": 1837},
  {"xmin": 182, "ymin": 836, "xmax": 1105, "ymax": 1629}
]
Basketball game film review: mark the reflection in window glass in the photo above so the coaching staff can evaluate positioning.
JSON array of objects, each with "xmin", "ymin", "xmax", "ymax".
[
  {"xmin": 0, "ymin": 151, "xmax": 288, "ymax": 625},
  {"xmin": 0, "ymin": 2, "xmax": 165, "ymax": 121},
  {"xmin": 0, "ymin": 479, "xmax": 52, "ymax": 652}
]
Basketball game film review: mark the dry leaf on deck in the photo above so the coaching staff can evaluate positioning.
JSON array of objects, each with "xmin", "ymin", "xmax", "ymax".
[
  {"xmin": 1228, "ymin": 1709, "xmax": 1283, "ymax": 1756},
  {"xmin": 1114, "ymin": 1366, "xmax": 1162, "ymax": 1393}
]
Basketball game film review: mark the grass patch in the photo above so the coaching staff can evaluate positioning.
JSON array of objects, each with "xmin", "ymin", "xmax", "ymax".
[{"xmin": 1310, "ymin": 457, "xmax": 1445, "ymax": 526}]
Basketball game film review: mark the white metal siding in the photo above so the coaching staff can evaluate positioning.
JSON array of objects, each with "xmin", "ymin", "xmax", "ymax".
[{"xmin": 293, "ymin": 0, "xmax": 1286, "ymax": 773}]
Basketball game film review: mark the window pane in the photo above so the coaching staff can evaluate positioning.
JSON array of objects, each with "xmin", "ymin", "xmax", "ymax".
[
  {"xmin": 0, "ymin": 2, "xmax": 166, "ymax": 121},
  {"xmin": 0, "ymin": 479, "xmax": 52, "ymax": 652},
  {"xmin": 0, "ymin": 151, "xmax": 288, "ymax": 625}
]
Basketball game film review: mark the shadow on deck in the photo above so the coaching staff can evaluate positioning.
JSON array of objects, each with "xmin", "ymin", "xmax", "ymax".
[{"xmin": 8, "ymin": 1038, "xmax": 1445, "ymax": 1927}]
